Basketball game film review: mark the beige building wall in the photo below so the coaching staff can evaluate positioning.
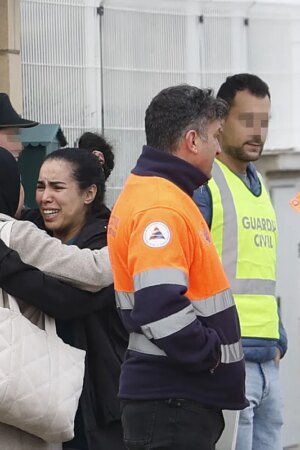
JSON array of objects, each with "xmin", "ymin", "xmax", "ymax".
[
  {"xmin": 0, "ymin": 0, "xmax": 22, "ymax": 112},
  {"xmin": 256, "ymin": 150, "xmax": 300, "ymax": 183}
]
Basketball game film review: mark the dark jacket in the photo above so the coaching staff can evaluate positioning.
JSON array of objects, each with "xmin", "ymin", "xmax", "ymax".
[
  {"xmin": 110, "ymin": 146, "xmax": 247, "ymax": 411},
  {"xmin": 59, "ymin": 214, "xmax": 127, "ymax": 450},
  {"xmin": 0, "ymin": 212, "xmax": 127, "ymax": 450}
]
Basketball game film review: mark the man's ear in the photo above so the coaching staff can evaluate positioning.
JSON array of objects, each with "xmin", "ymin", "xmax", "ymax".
[
  {"xmin": 84, "ymin": 184, "xmax": 97, "ymax": 205},
  {"xmin": 185, "ymin": 129, "xmax": 198, "ymax": 154}
]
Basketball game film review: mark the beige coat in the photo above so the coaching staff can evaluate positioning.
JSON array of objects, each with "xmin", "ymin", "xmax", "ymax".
[
  {"xmin": 0, "ymin": 214, "xmax": 113, "ymax": 448},
  {"xmin": 0, "ymin": 213, "xmax": 113, "ymax": 291}
]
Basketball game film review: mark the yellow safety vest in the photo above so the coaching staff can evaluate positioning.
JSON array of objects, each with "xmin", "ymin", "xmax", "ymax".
[{"xmin": 209, "ymin": 160, "xmax": 279, "ymax": 339}]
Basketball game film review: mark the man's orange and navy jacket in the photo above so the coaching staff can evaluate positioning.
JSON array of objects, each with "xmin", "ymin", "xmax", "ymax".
[{"xmin": 108, "ymin": 146, "xmax": 248, "ymax": 410}]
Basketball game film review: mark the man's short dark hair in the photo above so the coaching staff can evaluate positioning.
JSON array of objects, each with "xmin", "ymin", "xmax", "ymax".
[
  {"xmin": 145, "ymin": 84, "xmax": 228, "ymax": 153},
  {"xmin": 217, "ymin": 73, "xmax": 270, "ymax": 107},
  {"xmin": 78, "ymin": 132, "xmax": 114, "ymax": 180}
]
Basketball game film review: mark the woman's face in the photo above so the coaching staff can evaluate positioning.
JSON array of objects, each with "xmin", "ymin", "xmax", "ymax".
[{"xmin": 36, "ymin": 159, "xmax": 96, "ymax": 242}]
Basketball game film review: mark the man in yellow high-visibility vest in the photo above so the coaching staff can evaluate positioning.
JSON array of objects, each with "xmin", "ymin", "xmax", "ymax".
[{"xmin": 194, "ymin": 73, "xmax": 287, "ymax": 450}]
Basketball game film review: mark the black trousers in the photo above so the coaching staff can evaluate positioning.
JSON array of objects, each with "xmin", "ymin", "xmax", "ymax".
[{"xmin": 121, "ymin": 399, "xmax": 224, "ymax": 450}]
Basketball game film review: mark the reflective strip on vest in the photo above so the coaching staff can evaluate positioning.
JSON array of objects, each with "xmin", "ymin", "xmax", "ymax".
[
  {"xmin": 141, "ymin": 304, "xmax": 196, "ymax": 340},
  {"xmin": 128, "ymin": 332, "xmax": 243, "ymax": 364},
  {"xmin": 192, "ymin": 289, "xmax": 234, "ymax": 317},
  {"xmin": 134, "ymin": 267, "xmax": 187, "ymax": 291},
  {"xmin": 212, "ymin": 162, "xmax": 275, "ymax": 296}
]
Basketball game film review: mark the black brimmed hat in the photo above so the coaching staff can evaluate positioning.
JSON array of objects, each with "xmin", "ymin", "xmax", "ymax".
[{"xmin": 0, "ymin": 93, "xmax": 39, "ymax": 129}]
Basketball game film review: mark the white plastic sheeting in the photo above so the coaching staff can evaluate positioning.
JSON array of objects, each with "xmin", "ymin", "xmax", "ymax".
[{"xmin": 20, "ymin": 0, "xmax": 300, "ymax": 205}]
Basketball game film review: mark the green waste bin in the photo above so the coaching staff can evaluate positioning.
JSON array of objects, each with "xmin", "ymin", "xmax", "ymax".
[{"xmin": 19, "ymin": 124, "xmax": 67, "ymax": 208}]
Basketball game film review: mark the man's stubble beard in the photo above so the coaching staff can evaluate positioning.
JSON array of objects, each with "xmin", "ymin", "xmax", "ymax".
[{"xmin": 223, "ymin": 144, "xmax": 264, "ymax": 162}]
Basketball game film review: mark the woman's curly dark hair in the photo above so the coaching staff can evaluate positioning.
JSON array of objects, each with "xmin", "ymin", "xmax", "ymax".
[{"xmin": 78, "ymin": 132, "xmax": 114, "ymax": 180}]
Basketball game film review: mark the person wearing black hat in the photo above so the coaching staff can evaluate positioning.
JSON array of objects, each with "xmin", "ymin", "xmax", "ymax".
[{"xmin": 0, "ymin": 92, "xmax": 38, "ymax": 160}]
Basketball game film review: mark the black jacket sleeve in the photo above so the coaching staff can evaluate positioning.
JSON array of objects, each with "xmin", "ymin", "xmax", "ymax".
[{"xmin": 0, "ymin": 239, "xmax": 115, "ymax": 320}]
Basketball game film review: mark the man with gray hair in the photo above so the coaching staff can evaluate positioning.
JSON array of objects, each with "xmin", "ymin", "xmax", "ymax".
[{"xmin": 108, "ymin": 84, "xmax": 248, "ymax": 450}]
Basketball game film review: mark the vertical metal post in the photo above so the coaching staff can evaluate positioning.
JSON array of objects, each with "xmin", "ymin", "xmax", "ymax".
[{"xmin": 97, "ymin": 4, "xmax": 105, "ymax": 134}]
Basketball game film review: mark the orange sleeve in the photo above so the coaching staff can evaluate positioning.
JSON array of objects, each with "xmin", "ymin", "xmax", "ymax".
[{"xmin": 128, "ymin": 207, "xmax": 195, "ymax": 278}]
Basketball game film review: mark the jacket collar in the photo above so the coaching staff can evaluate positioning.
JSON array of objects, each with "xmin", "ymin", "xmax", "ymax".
[{"xmin": 132, "ymin": 145, "xmax": 209, "ymax": 197}]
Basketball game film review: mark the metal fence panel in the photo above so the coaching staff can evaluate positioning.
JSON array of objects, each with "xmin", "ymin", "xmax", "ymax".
[{"xmin": 21, "ymin": 0, "xmax": 300, "ymax": 206}]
